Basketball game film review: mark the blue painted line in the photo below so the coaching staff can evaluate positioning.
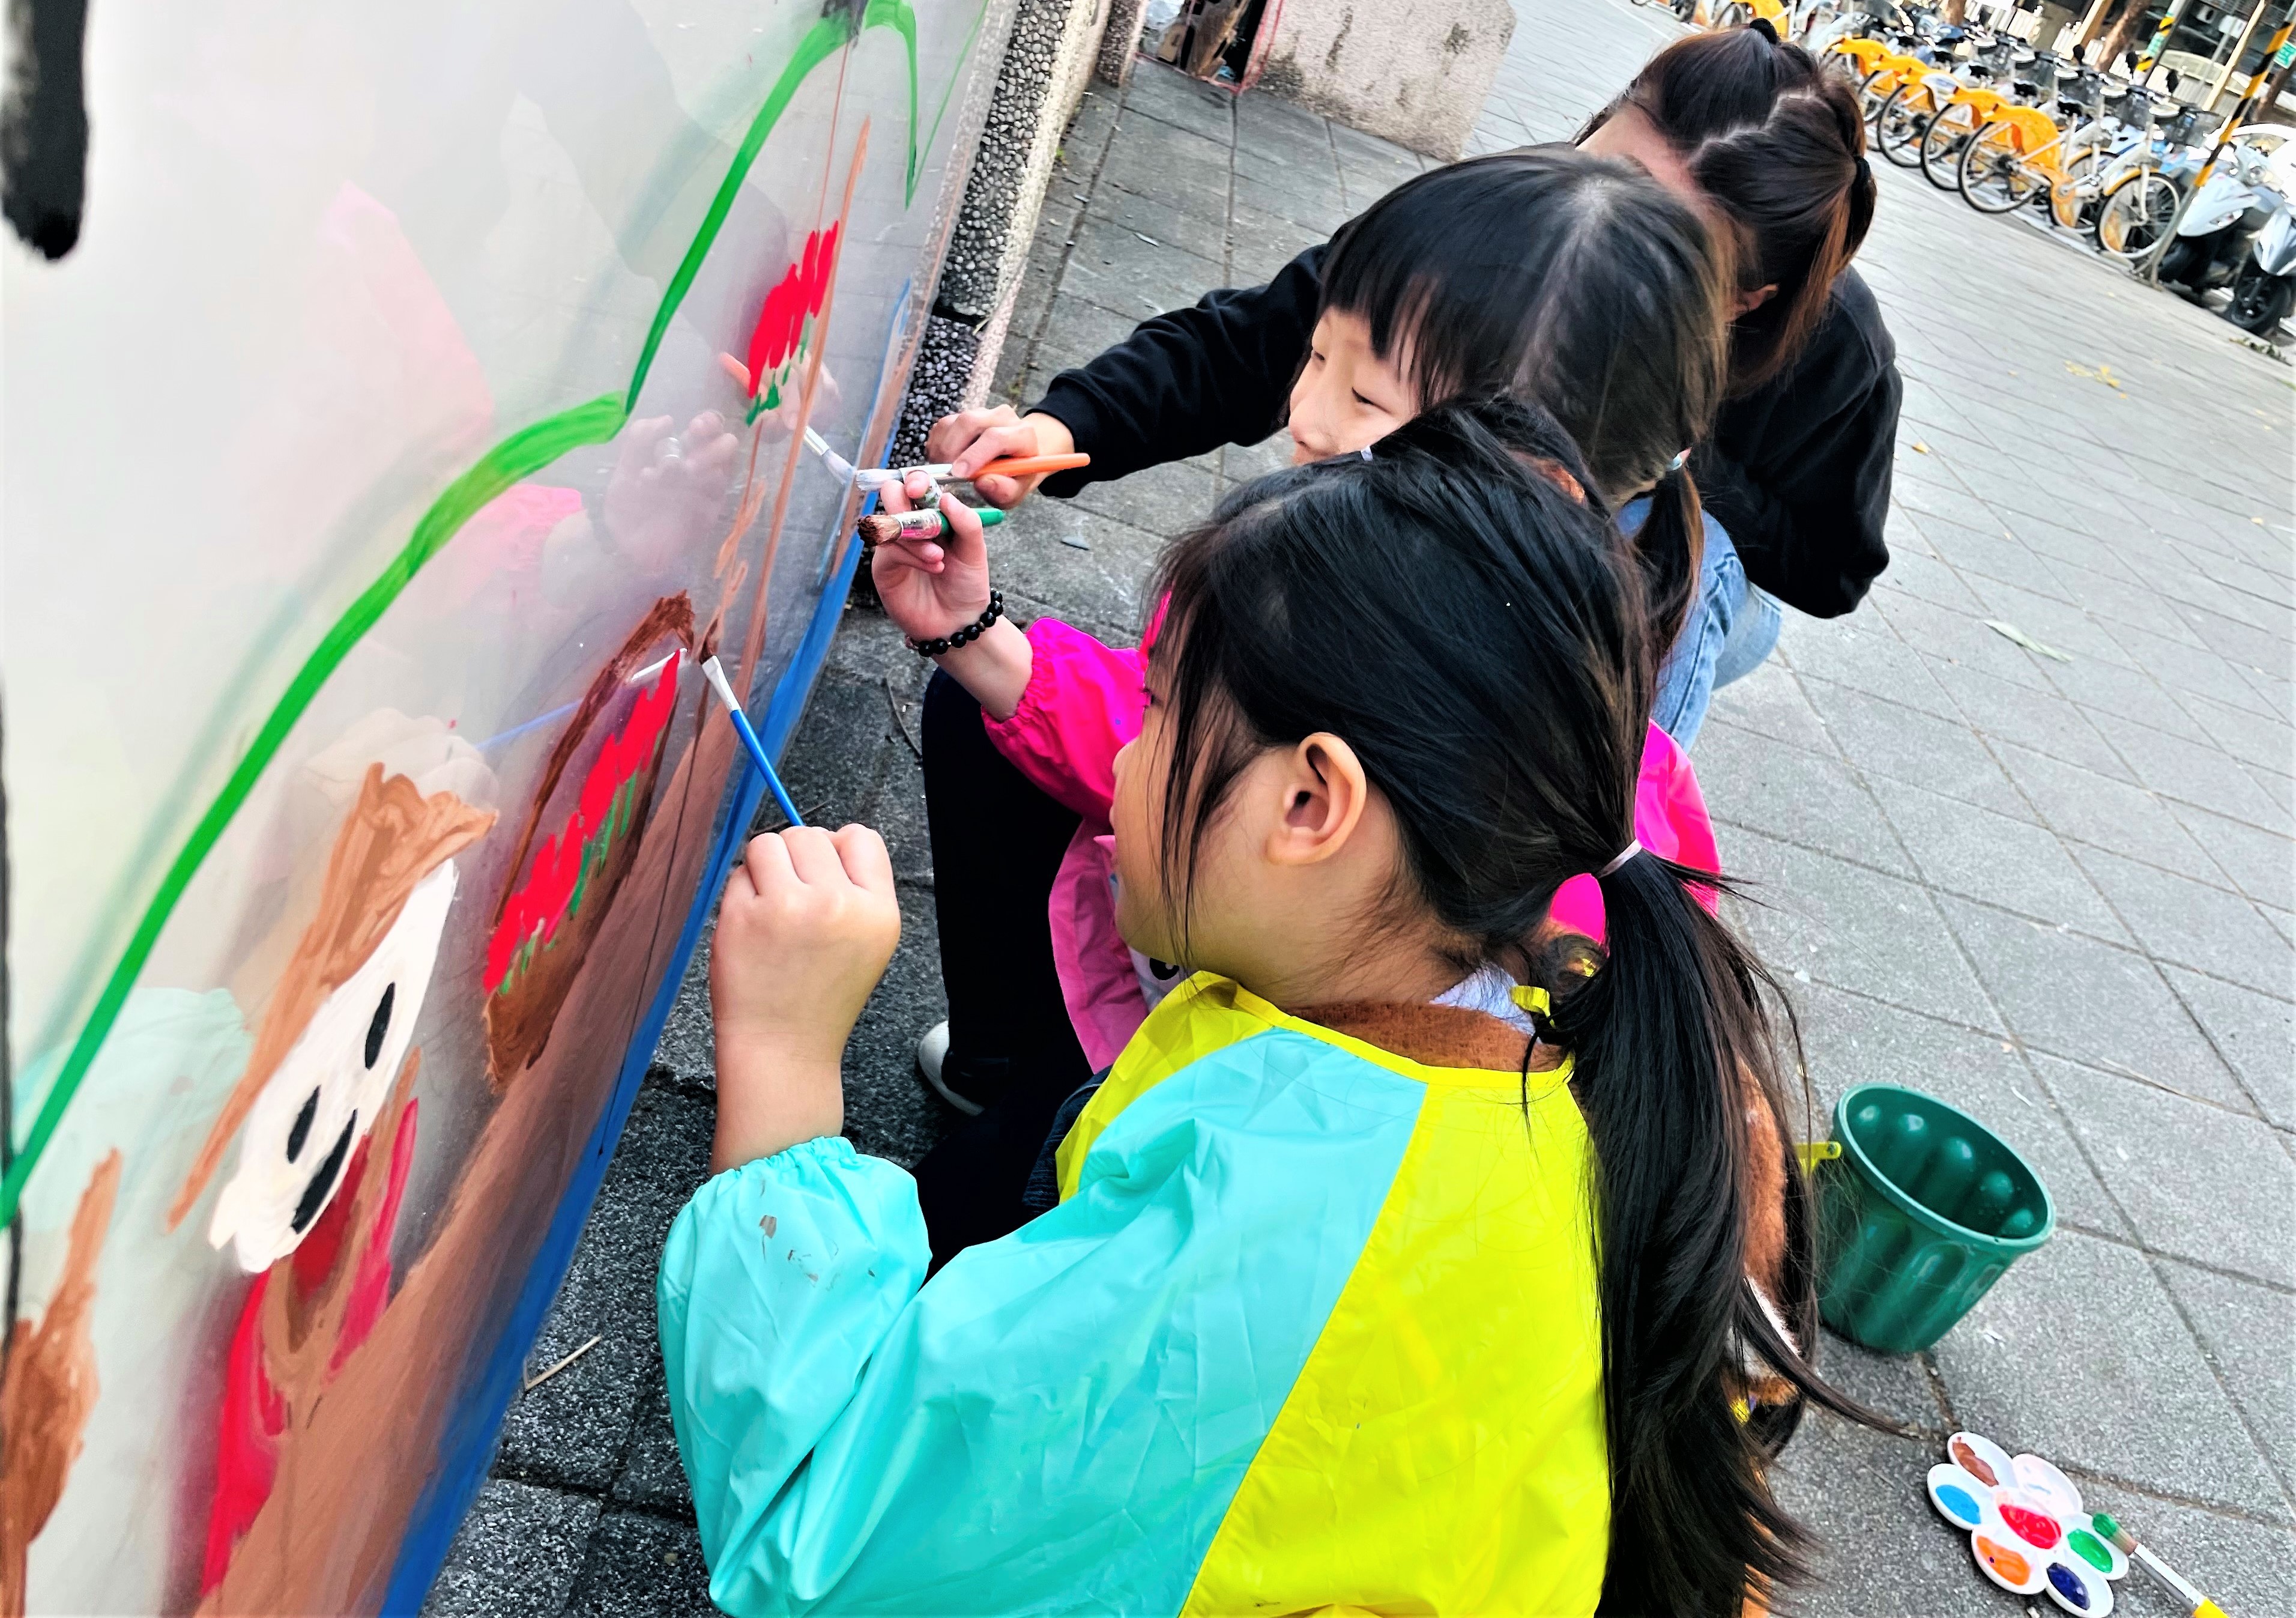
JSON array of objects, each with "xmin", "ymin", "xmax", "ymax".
[{"xmin": 380, "ymin": 504, "xmax": 876, "ymax": 1612}]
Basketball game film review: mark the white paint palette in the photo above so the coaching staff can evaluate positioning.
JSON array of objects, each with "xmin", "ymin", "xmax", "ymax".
[{"xmin": 1923, "ymin": 1432, "xmax": 2128, "ymax": 1614}]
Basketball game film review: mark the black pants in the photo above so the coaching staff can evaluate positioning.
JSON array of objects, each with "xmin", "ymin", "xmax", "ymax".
[{"xmin": 911, "ymin": 670, "xmax": 1095, "ymax": 1268}]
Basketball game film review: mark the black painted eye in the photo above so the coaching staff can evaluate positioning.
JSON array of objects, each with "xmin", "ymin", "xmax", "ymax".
[
  {"xmin": 286, "ymin": 1088, "xmax": 319, "ymax": 1161},
  {"xmin": 290, "ymin": 1112, "xmax": 357, "ymax": 1235},
  {"xmin": 364, "ymin": 982, "xmax": 395, "ymax": 1070}
]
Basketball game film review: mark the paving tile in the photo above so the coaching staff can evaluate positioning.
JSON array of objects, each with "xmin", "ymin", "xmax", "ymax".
[
  {"xmin": 2041, "ymin": 1061, "xmax": 2295, "ymax": 1288},
  {"xmin": 1028, "ymin": 291, "xmax": 1147, "ymax": 375},
  {"xmin": 1772, "ymin": 1412, "xmax": 2032, "ymax": 1617},
  {"xmin": 564, "ymin": 1509, "xmax": 714, "ymax": 1618},
  {"xmin": 1938, "ymin": 897, "xmax": 2241, "ymax": 1101},
  {"xmin": 2115, "ymin": 715, "xmax": 2291, "ymax": 833},
  {"xmin": 1229, "ymin": 169, "xmax": 1350, "ymax": 234},
  {"xmin": 1705, "ymin": 660, "xmax": 1833, "ymax": 756},
  {"xmin": 1059, "ymin": 213, "xmax": 1225, "ymax": 321},
  {"xmin": 1726, "ymin": 829, "xmax": 1996, "ymax": 1027},
  {"xmin": 843, "ymin": 882, "xmax": 962, "ymax": 1168},
  {"xmin": 2174, "ymin": 802, "xmax": 2296, "ymax": 914},
  {"xmin": 1801, "ymin": 679, "xmax": 2026, "ymax": 820},
  {"xmin": 1689, "ymin": 720, "xmax": 1911, "ymax": 877},
  {"xmin": 1867, "ymin": 539, "xmax": 1986, "ymax": 614},
  {"xmin": 2047, "ymin": 651, "xmax": 2203, "ymax": 739},
  {"xmin": 1932, "ymin": 1229, "xmax": 2286, "ymax": 1516},
  {"xmin": 1873, "ymin": 589, "xmax": 2062, "ymax": 693},
  {"xmin": 609, "ymin": 1351, "xmax": 693, "ymax": 1519},
  {"xmin": 2167, "ymin": 966, "xmax": 2296, "ymax": 1127},
  {"xmin": 2180, "ymin": 689, "xmax": 2296, "ymax": 774},
  {"xmin": 424, "ymin": 1479, "xmax": 602, "ymax": 1618},
  {"xmin": 1792, "ymin": 984, "xmax": 2126, "ymax": 1237},
  {"xmin": 992, "ymin": 499, "xmax": 1166, "ymax": 629},
  {"xmin": 1877, "ymin": 778, "xmax": 2123, "ymax": 941},
  {"xmin": 1923, "ymin": 657, "xmax": 2133, "ymax": 781},
  {"xmin": 1118, "ymin": 61, "xmax": 1235, "ymax": 144},
  {"xmin": 1991, "ymin": 741, "xmax": 2220, "ymax": 882},
  {"xmin": 495, "ymin": 1085, "xmax": 714, "ymax": 1492},
  {"xmin": 1905, "ymin": 514, "xmax": 2072, "ymax": 603},
  {"xmin": 1080, "ymin": 179, "xmax": 1231, "ymax": 262},
  {"xmin": 1968, "ymin": 577, "xmax": 2134, "ymax": 670},
  {"xmin": 2156, "ymin": 1259, "xmax": 2296, "ymax": 1500},
  {"xmin": 2072, "ymin": 844, "xmax": 2292, "ymax": 998},
  {"xmin": 1062, "ymin": 456, "xmax": 1216, "ymax": 538},
  {"xmin": 1781, "ymin": 617, "xmax": 1960, "ymax": 721}
]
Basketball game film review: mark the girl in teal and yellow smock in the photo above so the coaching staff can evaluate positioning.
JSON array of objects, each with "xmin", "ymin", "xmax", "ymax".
[{"xmin": 660, "ymin": 407, "xmax": 1855, "ymax": 1616}]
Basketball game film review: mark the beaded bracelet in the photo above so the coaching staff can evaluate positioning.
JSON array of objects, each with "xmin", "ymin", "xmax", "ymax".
[{"xmin": 907, "ymin": 591, "xmax": 1004, "ymax": 657}]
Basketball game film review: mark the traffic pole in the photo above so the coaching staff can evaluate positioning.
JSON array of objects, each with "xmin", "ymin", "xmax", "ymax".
[
  {"xmin": 2134, "ymin": 0, "xmax": 2195, "ymax": 85},
  {"xmin": 2136, "ymin": 14, "xmax": 2296, "ymax": 282}
]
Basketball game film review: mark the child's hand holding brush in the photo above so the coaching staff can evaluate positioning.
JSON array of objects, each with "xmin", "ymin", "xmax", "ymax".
[{"xmin": 868, "ymin": 472, "xmax": 1032, "ymax": 719}]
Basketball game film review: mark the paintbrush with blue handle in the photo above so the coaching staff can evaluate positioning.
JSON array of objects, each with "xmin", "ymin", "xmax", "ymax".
[{"xmin": 701, "ymin": 655, "xmax": 804, "ymax": 828}]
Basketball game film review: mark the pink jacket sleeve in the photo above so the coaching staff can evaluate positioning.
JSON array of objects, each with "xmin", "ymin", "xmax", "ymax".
[{"xmin": 979, "ymin": 617, "xmax": 1148, "ymax": 822}]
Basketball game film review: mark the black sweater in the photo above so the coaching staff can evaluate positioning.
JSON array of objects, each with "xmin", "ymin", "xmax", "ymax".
[{"xmin": 1032, "ymin": 243, "xmax": 1902, "ymax": 619}]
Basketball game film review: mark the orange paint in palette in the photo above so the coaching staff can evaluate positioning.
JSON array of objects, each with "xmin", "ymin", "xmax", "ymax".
[{"xmin": 1974, "ymin": 1533, "xmax": 2042, "ymax": 1593}]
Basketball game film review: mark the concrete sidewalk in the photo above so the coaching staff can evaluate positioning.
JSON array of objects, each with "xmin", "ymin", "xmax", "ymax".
[{"xmin": 431, "ymin": 7, "xmax": 2296, "ymax": 1611}]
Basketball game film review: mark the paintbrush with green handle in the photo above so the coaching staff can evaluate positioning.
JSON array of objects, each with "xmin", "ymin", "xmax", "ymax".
[{"xmin": 2092, "ymin": 1514, "xmax": 2229, "ymax": 1616}]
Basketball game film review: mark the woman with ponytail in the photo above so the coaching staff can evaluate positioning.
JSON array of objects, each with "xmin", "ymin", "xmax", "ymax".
[
  {"xmin": 1580, "ymin": 18, "xmax": 1897, "ymax": 683},
  {"xmin": 667, "ymin": 410, "xmax": 1868, "ymax": 1616}
]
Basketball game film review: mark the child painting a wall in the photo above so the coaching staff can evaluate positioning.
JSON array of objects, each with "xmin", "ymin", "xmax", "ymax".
[{"xmin": 662, "ymin": 408, "xmax": 1875, "ymax": 1616}]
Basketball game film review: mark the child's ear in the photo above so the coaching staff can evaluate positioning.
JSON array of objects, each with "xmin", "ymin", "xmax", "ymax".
[{"xmin": 1265, "ymin": 732, "xmax": 1370, "ymax": 867}]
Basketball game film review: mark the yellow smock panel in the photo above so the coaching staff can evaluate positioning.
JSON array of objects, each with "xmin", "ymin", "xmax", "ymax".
[{"xmin": 1181, "ymin": 1072, "xmax": 1610, "ymax": 1617}]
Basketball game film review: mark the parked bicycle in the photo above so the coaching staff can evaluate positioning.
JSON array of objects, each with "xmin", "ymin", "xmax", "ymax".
[{"xmin": 1914, "ymin": 40, "xmax": 2056, "ymax": 190}]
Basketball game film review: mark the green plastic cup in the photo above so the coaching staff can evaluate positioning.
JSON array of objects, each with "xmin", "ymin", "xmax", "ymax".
[{"xmin": 1814, "ymin": 1084, "xmax": 2056, "ymax": 1354}]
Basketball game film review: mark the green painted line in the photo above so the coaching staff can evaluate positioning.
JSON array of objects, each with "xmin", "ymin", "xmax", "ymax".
[
  {"xmin": 0, "ymin": 394, "xmax": 629, "ymax": 1228},
  {"xmin": 4, "ymin": 0, "xmax": 956, "ymax": 1229},
  {"xmin": 627, "ymin": 14, "xmax": 860, "ymax": 416}
]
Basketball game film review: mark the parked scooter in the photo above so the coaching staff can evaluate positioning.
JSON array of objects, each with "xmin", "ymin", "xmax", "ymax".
[
  {"xmin": 2159, "ymin": 138, "xmax": 2296, "ymax": 333},
  {"xmin": 2228, "ymin": 184, "xmax": 2296, "ymax": 336}
]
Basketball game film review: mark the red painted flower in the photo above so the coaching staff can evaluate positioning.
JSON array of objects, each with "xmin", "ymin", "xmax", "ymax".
[
  {"xmin": 483, "ymin": 652, "xmax": 683, "ymax": 995},
  {"xmin": 738, "ymin": 222, "xmax": 841, "ymax": 418}
]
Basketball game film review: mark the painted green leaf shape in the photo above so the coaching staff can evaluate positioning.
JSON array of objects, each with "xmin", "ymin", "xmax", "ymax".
[{"xmin": 1, "ymin": 0, "xmax": 942, "ymax": 1226}]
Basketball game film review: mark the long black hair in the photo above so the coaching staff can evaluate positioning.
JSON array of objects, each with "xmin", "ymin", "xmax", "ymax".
[
  {"xmin": 1582, "ymin": 24, "xmax": 1876, "ymax": 394},
  {"xmin": 1147, "ymin": 404, "xmax": 1871, "ymax": 1615},
  {"xmin": 1316, "ymin": 145, "xmax": 1730, "ymax": 659}
]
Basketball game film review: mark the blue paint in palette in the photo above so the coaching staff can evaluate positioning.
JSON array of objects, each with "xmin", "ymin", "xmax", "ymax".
[
  {"xmin": 1936, "ymin": 1482, "xmax": 1984, "ymax": 1526},
  {"xmin": 2049, "ymin": 1562, "xmax": 2091, "ymax": 1610}
]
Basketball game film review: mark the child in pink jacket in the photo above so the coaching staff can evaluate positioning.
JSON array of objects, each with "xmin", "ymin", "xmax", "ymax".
[{"xmin": 878, "ymin": 152, "xmax": 1734, "ymax": 1259}]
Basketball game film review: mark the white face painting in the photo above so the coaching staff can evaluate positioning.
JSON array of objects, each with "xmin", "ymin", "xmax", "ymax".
[{"xmin": 207, "ymin": 860, "xmax": 460, "ymax": 1272}]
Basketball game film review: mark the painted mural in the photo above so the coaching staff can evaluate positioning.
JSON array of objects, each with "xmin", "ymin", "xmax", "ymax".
[{"xmin": 0, "ymin": 0, "xmax": 1005, "ymax": 1608}]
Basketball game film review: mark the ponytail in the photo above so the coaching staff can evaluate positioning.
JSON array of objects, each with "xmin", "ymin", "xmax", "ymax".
[
  {"xmin": 1551, "ymin": 846, "xmax": 1882, "ymax": 1614},
  {"xmin": 1585, "ymin": 26, "xmax": 1876, "ymax": 393},
  {"xmin": 1625, "ymin": 462, "xmax": 1708, "ymax": 672}
]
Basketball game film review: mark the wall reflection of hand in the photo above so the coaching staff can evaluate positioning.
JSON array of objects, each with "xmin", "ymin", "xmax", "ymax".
[{"xmin": 602, "ymin": 411, "xmax": 742, "ymax": 574}]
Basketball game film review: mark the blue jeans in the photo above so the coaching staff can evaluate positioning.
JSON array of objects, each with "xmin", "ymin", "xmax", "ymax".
[{"xmin": 1625, "ymin": 502, "xmax": 1730, "ymax": 747}]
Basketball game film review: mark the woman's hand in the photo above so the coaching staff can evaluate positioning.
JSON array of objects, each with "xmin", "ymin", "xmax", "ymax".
[
  {"xmin": 708, "ymin": 825, "xmax": 901, "ymax": 1172},
  {"xmin": 926, "ymin": 407, "xmax": 1075, "ymax": 509},
  {"xmin": 869, "ymin": 472, "xmax": 994, "ymax": 646}
]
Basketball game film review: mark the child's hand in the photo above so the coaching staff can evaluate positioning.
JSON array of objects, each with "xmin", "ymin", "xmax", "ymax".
[
  {"xmin": 870, "ymin": 472, "xmax": 993, "ymax": 645},
  {"xmin": 928, "ymin": 407, "xmax": 1075, "ymax": 509},
  {"xmin": 708, "ymin": 825, "xmax": 901, "ymax": 1171}
]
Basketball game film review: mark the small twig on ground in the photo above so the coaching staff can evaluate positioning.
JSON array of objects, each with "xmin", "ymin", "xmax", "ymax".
[
  {"xmin": 884, "ymin": 677, "xmax": 923, "ymax": 760},
  {"xmin": 524, "ymin": 1333, "xmax": 603, "ymax": 1393}
]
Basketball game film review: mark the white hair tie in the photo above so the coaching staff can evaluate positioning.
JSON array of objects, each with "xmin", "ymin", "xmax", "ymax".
[{"xmin": 1600, "ymin": 840, "xmax": 1645, "ymax": 877}]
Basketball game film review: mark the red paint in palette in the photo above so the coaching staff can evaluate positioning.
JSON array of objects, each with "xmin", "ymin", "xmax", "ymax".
[{"xmin": 1999, "ymin": 1500, "xmax": 2062, "ymax": 1550}]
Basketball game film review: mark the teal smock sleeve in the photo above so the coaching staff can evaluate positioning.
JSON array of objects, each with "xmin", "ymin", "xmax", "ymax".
[
  {"xmin": 657, "ymin": 1137, "xmax": 931, "ymax": 1614},
  {"xmin": 656, "ymin": 1037, "xmax": 1421, "ymax": 1617}
]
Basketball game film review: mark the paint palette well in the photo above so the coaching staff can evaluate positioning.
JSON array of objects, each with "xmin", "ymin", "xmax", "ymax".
[{"xmin": 1923, "ymin": 1433, "xmax": 2127, "ymax": 1615}]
